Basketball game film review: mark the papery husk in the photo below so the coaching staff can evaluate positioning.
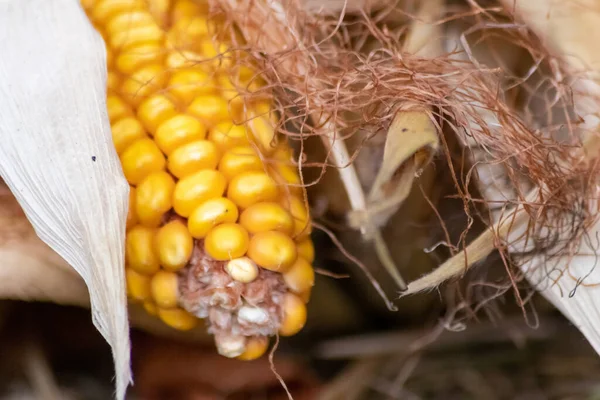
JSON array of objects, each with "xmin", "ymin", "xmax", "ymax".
[{"xmin": 0, "ymin": 1, "xmax": 130, "ymax": 398}]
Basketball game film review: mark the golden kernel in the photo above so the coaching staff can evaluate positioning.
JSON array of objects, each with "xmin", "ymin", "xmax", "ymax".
[
  {"xmin": 151, "ymin": 270, "xmax": 180, "ymax": 308},
  {"xmin": 247, "ymin": 231, "xmax": 297, "ymax": 272},
  {"xmin": 120, "ymin": 138, "xmax": 166, "ymax": 185},
  {"xmin": 209, "ymin": 122, "xmax": 249, "ymax": 151},
  {"xmin": 126, "ymin": 225, "xmax": 160, "ymax": 274},
  {"xmin": 155, "ymin": 220, "xmax": 194, "ymax": 271},
  {"xmin": 173, "ymin": 169, "xmax": 227, "ymax": 217},
  {"xmin": 168, "ymin": 16, "xmax": 211, "ymax": 49},
  {"xmin": 218, "ymin": 146, "xmax": 263, "ymax": 181},
  {"xmin": 237, "ymin": 337, "xmax": 269, "ymax": 361},
  {"xmin": 121, "ymin": 64, "xmax": 169, "ymax": 107},
  {"xmin": 107, "ymin": 95, "xmax": 132, "ymax": 123},
  {"xmin": 247, "ymin": 113, "xmax": 277, "ymax": 155},
  {"xmin": 135, "ymin": 171, "xmax": 175, "ymax": 227},
  {"xmin": 107, "ymin": 71, "xmax": 121, "ymax": 93},
  {"xmin": 283, "ymin": 196, "xmax": 312, "ymax": 239},
  {"xmin": 158, "ymin": 307, "xmax": 198, "ymax": 330},
  {"xmin": 204, "ymin": 223, "xmax": 249, "ymax": 261},
  {"xmin": 111, "ymin": 117, "xmax": 147, "ymax": 154},
  {"xmin": 126, "ymin": 267, "xmax": 151, "ymax": 301},
  {"xmin": 227, "ymin": 171, "xmax": 279, "ymax": 209},
  {"xmin": 137, "ymin": 94, "xmax": 178, "ymax": 135},
  {"xmin": 268, "ymin": 163, "xmax": 302, "ymax": 195},
  {"xmin": 296, "ymin": 238, "xmax": 315, "ymax": 264},
  {"xmin": 105, "ymin": 10, "xmax": 155, "ymax": 37},
  {"xmin": 239, "ymin": 202, "xmax": 293, "ymax": 235},
  {"xmin": 188, "ymin": 197, "xmax": 239, "ymax": 239},
  {"xmin": 167, "ymin": 140, "xmax": 219, "ymax": 179},
  {"xmin": 172, "ymin": 0, "xmax": 207, "ymax": 22},
  {"xmin": 283, "ymin": 257, "xmax": 315, "ymax": 294},
  {"xmin": 91, "ymin": 0, "xmax": 145, "ymax": 24},
  {"xmin": 165, "ymin": 50, "xmax": 207, "ymax": 70},
  {"xmin": 109, "ymin": 22, "xmax": 165, "ymax": 50},
  {"xmin": 187, "ymin": 95, "xmax": 230, "ymax": 126},
  {"xmin": 168, "ymin": 69, "xmax": 215, "ymax": 105},
  {"xmin": 225, "ymin": 257, "xmax": 259, "ymax": 283},
  {"xmin": 298, "ymin": 289, "xmax": 312, "ymax": 304},
  {"xmin": 279, "ymin": 293, "xmax": 307, "ymax": 337},
  {"xmin": 116, "ymin": 42, "xmax": 164, "ymax": 75},
  {"xmin": 155, "ymin": 114, "xmax": 207, "ymax": 155}
]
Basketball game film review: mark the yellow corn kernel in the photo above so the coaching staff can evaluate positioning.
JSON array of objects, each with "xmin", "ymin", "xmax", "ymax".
[
  {"xmin": 121, "ymin": 64, "xmax": 168, "ymax": 107},
  {"xmin": 204, "ymin": 223, "xmax": 249, "ymax": 260},
  {"xmin": 227, "ymin": 171, "xmax": 279, "ymax": 209},
  {"xmin": 126, "ymin": 225, "xmax": 160, "ymax": 274},
  {"xmin": 167, "ymin": 140, "xmax": 219, "ymax": 179},
  {"xmin": 155, "ymin": 114, "xmax": 207, "ymax": 155},
  {"xmin": 239, "ymin": 202, "xmax": 293, "ymax": 235},
  {"xmin": 172, "ymin": 0, "xmax": 207, "ymax": 22},
  {"xmin": 218, "ymin": 146, "xmax": 263, "ymax": 181},
  {"xmin": 199, "ymin": 39, "xmax": 230, "ymax": 65},
  {"xmin": 283, "ymin": 257, "xmax": 314, "ymax": 294},
  {"xmin": 269, "ymin": 163, "xmax": 302, "ymax": 195},
  {"xmin": 279, "ymin": 293, "xmax": 307, "ymax": 337},
  {"xmin": 296, "ymin": 238, "xmax": 315, "ymax": 264},
  {"xmin": 247, "ymin": 231, "xmax": 297, "ymax": 272},
  {"xmin": 143, "ymin": 301, "xmax": 158, "ymax": 315},
  {"xmin": 283, "ymin": 196, "xmax": 312, "ymax": 239},
  {"xmin": 107, "ymin": 71, "xmax": 121, "ymax": 93},
  {"xmin": 187, "ymin": 197, "xmax": 239, "ymax": 239},
  {"xmin": 158, "ymin": 307, "xmax": 198, "ymax": 330},
  {"xmin": 155, "ymin": 220, "xmax": 194, "ymax": 271},
  {"xmin": 116, "ymin": 43, "xmax": 164, "ymax": 75},
  {"xmin": 126, "ymin": 267, "xmax": 152, "ymax": 301},
  {"xmin": 273, "ymin": 144, "xmax": 294, "ymax": 162},
  {"xmin": 173, "ymin": 169, "xmax": 227, "ymax": 217},
  {"xmin": 248, "ymin": 114, "xmax": 277, "ymax": 155},
  {"xmin": 126, "ymin": 186, "xmax": 137, "ymax": 230},
  {"xmin": 165, "ymin": 50, "xmax": 207, "ymax": 70},
  {"xmin": 91, "ymin": 0, "xmax": 145, "ymax": 23},
  {"xmin": 107, "ymin": 95, "xmax": 132, "ymax": 123},
  {"xmin": 209, "ymin": 122, "xmax": 249, "ymax": 151},
  {"xmin": 237, "ymin": 336, "xmax": 269, "ymax": 361},
  {"xmin": 168, "ymin": 69, "xmax": 215, "ymax": 105},
  {"xmin": 135, "ymin": 171, "xmax": 175, "ymax": 227},
  {"xmin": 298, "ymin": 289, "xmax": 312, "ymax": 304},
  {"xmin": 187, "ymin": 95, "xmax": 230, "ymax": 126},
  {"xmin": 105, "ymin": 10, "xmax": 155, "ymax": 36},
  {"xmin": 111, "ymin": 117, "xmax": 147, "ymax": 154},
  {"xmin": 151, "ymin": 270, "xmax": 180, "ymax": 308},
  {"xmin": 225, "ymin": 257, "xmax": 259, "ymax": 283},
  {"xmin": 168, "ymin": 17, "xmax": 211, "ymax": 50},
  {"xmin": 137, "ymin": 94, "xmax": 178, "ymax": 135},
  {"xmin": 147, "ymin": 0, "xmax": 171, "ymax": 25},
  {"xmin": 120, "ymin": 138, "xmax": 166, "ymax": 185},
  {"xmin": 109, "ymin": 22, "xmax": 165, "ymax": 50}
]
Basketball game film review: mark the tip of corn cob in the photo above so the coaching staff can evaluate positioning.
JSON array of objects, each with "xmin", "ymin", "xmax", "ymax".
[{"xmin": 82, "ymin": 0, "xmax": 315, "ymax": 359}]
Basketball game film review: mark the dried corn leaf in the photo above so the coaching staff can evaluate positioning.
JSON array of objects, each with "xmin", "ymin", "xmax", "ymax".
[{"xmin": 0, "ymin": 1, "xmax": 130, "ymax": 398}]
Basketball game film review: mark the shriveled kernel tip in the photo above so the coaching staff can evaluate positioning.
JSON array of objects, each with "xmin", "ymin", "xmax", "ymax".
[{"xmin": 225, "ymin": 257, "xmax": 259, "ymax": 283}]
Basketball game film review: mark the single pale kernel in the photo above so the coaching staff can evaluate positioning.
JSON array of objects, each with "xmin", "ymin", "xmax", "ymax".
[
  {"xmin": 109, "ymin": 23, "xmax": 165, "ymax": 50},
  {"xmin": 135, "ymin": 171, "xmax": 175, "ymax": 227},
  {"xmin": 283, "ymin": 257, "xmax": 315, "ymax": 294},
  {"xmin": 239, "ymin": 202, "xmax": 294, "ymax": 235},
  {"xmin": 227, "ymin": 171, "xmax": 279, "ymax": 209},
  {"xmin": 168, "ymin": 69, "xmax": 215, "ymax": 105},
  {"xmin": 247, "ymin": 231, "xmax": 297, "ymax": 272},
  {"xmin": 151, "ymin": 270, "xmax": 180, "ymax": 308},
  {"xmin": 173, "ymin": 170, "xmax": 227, "ymax": 217},
  {"xmin": 143, "ymin": 301, "xmax": 158, "ymax": 316},
  {"xmin": 215, "ymin": 334, "xmax": 246, "ymax": 358},
  {"xmin": 121, "ymin": 64, "xmax": 169, "ymax": 106},
  {"xmin": 283, "ymin": 196, "xmax": 312, "ymax": 239},
  {"xmin": 204, "ymin": 223, "xmax": 249, "ymax": 260},
  {"xmin": 137, "ymin": 94, "xmax": 178, "ymax": 135},
  {"xmin": 116, "ymin": 42, "xmax": 164, "ymax": 74},
  {"xmin": 158, "ymin": 307, "xmax": 198, "ymax": 330},
  {"xmin": 155, "ymin": 114, "xmax": 207, "ymax": 155},
  {"xmin": 120, "ymin": 138, "xmax": 166, "ymax": 185},
  {"xmin": 155, "ymin": 220, "xmax": 194, "ymax": 271},
  {"xmin": 237, "ymin": 337, "xmax": 269, "ymax": 361},
  {"xmin": 237, "ymin": 306, "xmax": 269, "ymax": 325},
  {"xmin": 296, "ymin": 238, "xmax": 315, "ymax": 264},
  {"xmin": 126, "ymin": 268, "xmax": 151, "ymax": 301},
  {"xmin": 187, "ymin": 95, "xmax": 230, "ymax": 126},
  {"xmin": 107, "ymin": 95, "xmax": 132, "ymax": 123},
  {"xmin": 225, "ymin": 257, "xmax": 258, "ymax": 283},
  {"xmin": 105, "ymin": 10, "xmax": 155, "ymax": 36},
  {"xmin": 279, "ymin": 293, "xmax": 307, "ymax": 337},
  {"xmin": 218, "ymin": 146, "xmax": 263, "ymax": 181},
  {"xmin": 126, "ymin": 225, "xmax": 160, "ymax": 274},
  {"xmin": 111, "ymin": 117, "xmax": 147, "ymax": 154},
  {"xmin": 209, "ymin": 122, "xmax": 249, "ymax": 151},
  {"xmin": 167, "ymin": 140, "xmax": 220, "ymax": 179},
  {"xmin": 91, "ymin": 0, "xmax": 145, "ymax": 24},
  {"xmin": 188, "ymin": 197, "xmax": 238, "ymax": 238},
  {"xmin": 126, "ymin": 186, "xmax": 137, "ymax": 230}
]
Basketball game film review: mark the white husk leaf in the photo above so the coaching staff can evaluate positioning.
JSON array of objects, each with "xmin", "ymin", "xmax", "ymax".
[{"xmin": 0, "ymin": 1, "xmax": 131, "ymax": 399}]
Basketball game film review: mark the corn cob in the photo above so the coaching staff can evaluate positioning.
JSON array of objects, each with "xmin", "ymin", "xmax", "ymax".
[{"xmin": 81, "ymin": 0, "xmax": 315, "ymax": 360}]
